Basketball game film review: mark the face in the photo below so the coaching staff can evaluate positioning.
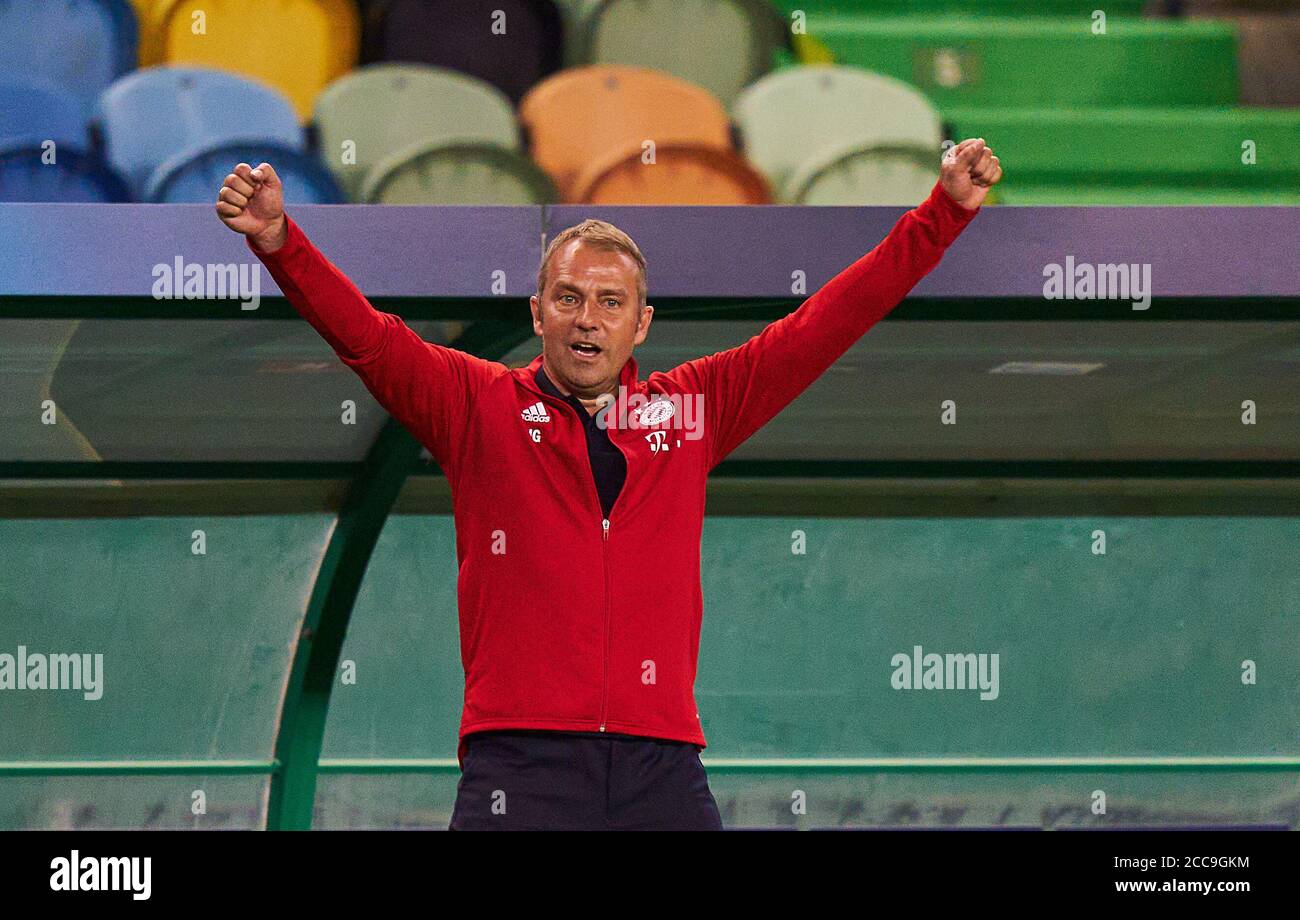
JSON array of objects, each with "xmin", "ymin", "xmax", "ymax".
[{"xmin": 530, "ymin": 240, "xmax": 653, "ymax": 399}]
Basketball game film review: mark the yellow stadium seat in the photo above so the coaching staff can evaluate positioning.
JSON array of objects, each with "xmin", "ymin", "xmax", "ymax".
[
  {"xmin": 154, "ymin": 0, "xmax": 359, "ymax": 121},
  {"xmin": 128, "ymin": 0, "xmax": 168, "ymax": 65}
]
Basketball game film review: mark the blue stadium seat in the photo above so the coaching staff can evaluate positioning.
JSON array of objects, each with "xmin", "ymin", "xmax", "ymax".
[
  {"xmin": 0, "ymin": 143, "xmax": 130, "ymax": 202},
  {"xmin": 145, "ymin": 141, "xmax": 343, "ymax": 203},
  {"xmin": 0, "ymin": 0, "xmax": 137, "ymax": 120},
  {"xmin": 98, "ymin": 66, "xmax": 303, "ymax": 198},
  {"xmin": 0, "ymin": 80, "xmax": 88, "ymax": 149}
]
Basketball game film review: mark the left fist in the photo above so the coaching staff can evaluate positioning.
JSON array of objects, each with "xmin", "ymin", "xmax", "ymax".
[{"xmin": 940, "ymin": 138, "xmax": 1002, "ymax": 211}]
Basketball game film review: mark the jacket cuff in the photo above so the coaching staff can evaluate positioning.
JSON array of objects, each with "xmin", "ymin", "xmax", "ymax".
[
  {"xmin": 921, "ymin": 180, "xmax": 979, "ymax": 245},
  {"xmin": 245, "ymin": 215, "xmax": 303, "ymax": 264},
  {"xmin": 933, "ymin": 178, "xmax": 980, "ymax": 216}
]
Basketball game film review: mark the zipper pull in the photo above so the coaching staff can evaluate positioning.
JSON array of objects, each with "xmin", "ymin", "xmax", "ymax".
[{"xmin": 602, "ymin": 518, "xmax": 610, "ymax": 540}]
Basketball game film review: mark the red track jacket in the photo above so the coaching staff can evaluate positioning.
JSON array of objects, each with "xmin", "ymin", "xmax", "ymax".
[{"xmin": 251, "ymin": 181, "xmax": 978, "ymax": 757}]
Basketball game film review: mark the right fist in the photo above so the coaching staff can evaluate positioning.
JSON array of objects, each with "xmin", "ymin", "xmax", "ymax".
[{"xmin": 216, "ymin": 162, "xmax": 287, "ymax": 252}]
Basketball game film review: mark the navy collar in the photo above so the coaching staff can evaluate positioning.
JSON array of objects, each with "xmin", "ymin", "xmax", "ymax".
[
  {"xmin": 535, "ymin": 365, "xmax": 571, "ymax": 403},
  {"xmin": 536, "ymin": 366, "xmax": 615, "ymax": 433}
]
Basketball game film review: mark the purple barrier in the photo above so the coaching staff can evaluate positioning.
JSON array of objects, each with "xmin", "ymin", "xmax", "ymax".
[
  {"xmin": 548, "ymin": 204, "xmax": 1300, "ymax": 299},
  {"xmin": 0, "ymin": 204, "xmax": 543, "ymax": 298},
  {"xmin": 1, "ymin": 203, "xmax": 1297, "ymax": 299}
]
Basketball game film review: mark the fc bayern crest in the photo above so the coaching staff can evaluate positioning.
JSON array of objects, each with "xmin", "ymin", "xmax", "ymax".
[{"xmin": 637, "ymin": 399, "xmax": 676, "ymax": 426}]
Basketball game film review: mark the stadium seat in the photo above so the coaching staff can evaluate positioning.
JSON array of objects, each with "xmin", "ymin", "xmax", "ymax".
[
  {"xmin": 128, "ymin": 0, "xmax": 166, "ymax": 64},
  {"xmin": 145, "ymin": 141, "xmax": 343, "ymax": 203},
  {"xmin": 98, "ymin": 67, "xmax": 303, "ymax": 199},
  {"xmin": 987, "ymin": 184, "xmax": 1300, "ymax": 206},
  {"xmin": 786, "ymin": 144, "xmax": 940, "ymax": 205},
  {"xmin": 944, "ymin": 107, "xmax": 1300, "ymax": 203},
  {"xmin": 805, "ymin": 15, "xmax": 1239, "ymax": 108},
  {"xmin": 734, "ymin": 65, "xmax": 942, "ymax": 201},
  {"xmin": 153, "ymin": 0, "xmax": 360, "ymax": 121},
  {"xmin": 0, "ymin": 81, "xmax": 89, "ymax": 150},
  {"xmin": 362, "ymin": 0, "xmax": 564, "ymax": 105},
  {"xmin": 768, "ymin": 0, "xmax": 1147, "ymax": 15},
  {"xmin": 520, "ymin": 65, "xmax": 734, "ymax": 200},
  {"xmin": 361, "ymin": 141, "xmax": 556, "ymax": 204},
  {"xmin": 552, "ymin": 0, "xmax": 601, "ymax": 63},
  {"xmin": 314, "ymin": 64, "xmax": 521, "ymax": 201},
  {"xmin": 574, "ymin": 142, "xmax": 771, "ymax": 204},
  {"xmin": 570, "ymin": 0, "xmax": 787, "ymax": 108},
  {"xmin": 0, "ymin": 0, "xmax": 138, "ymax": 119},
  {"xmin": 0, "ymin": 143, "xmax": 130, "ymax": 202}
]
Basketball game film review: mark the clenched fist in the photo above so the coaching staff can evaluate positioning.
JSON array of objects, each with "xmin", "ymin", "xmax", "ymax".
[
  {"xmin": 216, "ymin": 162, "xmax": 288, "ymax": 252},
  {"xmin": 940, "ymin": 138, "xmax": 1003, "ymax": 211}
]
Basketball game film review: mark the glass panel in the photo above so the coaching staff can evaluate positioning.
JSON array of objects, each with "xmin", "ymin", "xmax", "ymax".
[
  {"xmin": 706, "ymin": 772, "xmax": 1298, "ymax": 830},
  {"xmin": 697, "ymin": 517, "xmax": 1298, "ymax": 757},
  {"xmin": 314, "ymin": 773, "xmax": 457, "ymax": 830},
  {"xmin": 0, "ymin": 775, "xmax": 268, "ymax": 830},
  {"xmin": 0, "ymin": 318, "xmax": 447, "ymax": 462},
  {"xmin": 319, "ymin": 515, "xmax": 462, "ymax": 760},
  {"xmin": 506, "ymin": 320, "xmax": 1300, "ymax": 460},
  {"xmin": 0, "ymin": 515, "xmax": 333, "ymax": 760},
  {"xmin": 314, "ymin": 514, "xmax": 1298, "ymax": 828}
]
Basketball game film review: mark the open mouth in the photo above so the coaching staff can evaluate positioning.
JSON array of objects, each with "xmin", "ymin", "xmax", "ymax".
[{"xmin": 570, "ymin": 342, "xmax": 602, "ymax": 359}]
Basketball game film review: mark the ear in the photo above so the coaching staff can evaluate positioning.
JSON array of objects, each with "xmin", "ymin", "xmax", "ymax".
[
  {"xmin": 529, "ymin": 294, "xmax": 544, "ymax": 337},
  {"xmin": 633, "ymin": 303, "xmax": 654, "ymax": 347}
]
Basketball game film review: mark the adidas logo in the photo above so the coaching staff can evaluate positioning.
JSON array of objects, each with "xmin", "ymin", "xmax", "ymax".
[{"xmin": 520, "ymin": 401, "xmax": 550, "ymax": 423}]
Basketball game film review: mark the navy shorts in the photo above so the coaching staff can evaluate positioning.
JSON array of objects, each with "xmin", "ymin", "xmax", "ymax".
[{"xmin": 449, "ymin": 729, "xmax": 724, "ymax": 831}]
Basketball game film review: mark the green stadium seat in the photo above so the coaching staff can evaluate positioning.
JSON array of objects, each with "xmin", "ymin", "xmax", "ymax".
[
  {"xmin": 944, "ymin": 107, "xmax": 1300, "ymax": 204},
  {"xmin": 787, "ymin": 144, "xmax": 941, "ymax": 205},
  {"xmin": 768, "ymin": 0, "xmax": 1147, "ymax": 16},
  {"xmin": 990, "ymin": 185, "xmax": 1300, "ymax": 206},
  {"xmin": 360, "ymin": 141, "xmax": 557, "ymax": 204},
  {"xmin": 314, "ymin": 64, "xmax": 521, "ymax": 202},
  {"xmin": 805, "ymin": 16, "xmax": 1239, "ymax": 108},
  {"xmin": 734, "ymin": 65, "xmax": 942, "ymax": 202},
  {"xmin": 572, "ymin": 0, "xmax": 787, "ymax": 108}
]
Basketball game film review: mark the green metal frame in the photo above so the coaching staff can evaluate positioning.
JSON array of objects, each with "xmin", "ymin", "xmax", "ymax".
[
  {"xmin": 0, "ymin": 760, "xmax": 276, "ymax": 776},
  {"xmin": 9, "ymin": 754, "xmax": 1298, "ymax": 777},
  {"xmin": 312, "ymin": 755, "xmax": 1300, "ymax": 775},
  {"xmin": 263, "ymin": 320, "xmax": 533, "ymax": 831},
  {"xmin": 4, "ymin": 459, "xmax": 1298, "ymax": 481},
  {"xmin": 5, "ymin": 291, "xmax": 1300, "ymax": 828}
]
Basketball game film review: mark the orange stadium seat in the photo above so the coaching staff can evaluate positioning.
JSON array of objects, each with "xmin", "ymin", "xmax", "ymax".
[
  {"xmin": 574, "ymin": 142, "xmax": 771, "ymax": 204},
  {"xmin": 153, "ymin": 0, "xmax": 360, "ymax": 121},
  {"xmin": 519, "ymin": 65, "xmax": 734, "ymax": 201}
]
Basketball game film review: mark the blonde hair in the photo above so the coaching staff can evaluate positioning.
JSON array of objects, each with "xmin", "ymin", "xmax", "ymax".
[{"xmin": 537, "ymin": 219, "xmax": 647, "ymax": 306}]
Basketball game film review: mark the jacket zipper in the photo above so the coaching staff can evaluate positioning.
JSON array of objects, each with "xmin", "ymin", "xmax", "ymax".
[
  {"xmin": 516, "ymin": 374, "xmax": 628, "ymax": 733},
  {"xmin": 599, "ymin": 517, "xmax": 611, "ymax": 732}
]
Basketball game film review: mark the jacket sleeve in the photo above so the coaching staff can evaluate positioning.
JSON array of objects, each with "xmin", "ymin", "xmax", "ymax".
[
  {"xmin": 248, "ymin": 215, "xmax": 495, "ymax": 470},
  {"xmin": 662, "ymin": 181, "xmax": 979, "ymax": 470}
]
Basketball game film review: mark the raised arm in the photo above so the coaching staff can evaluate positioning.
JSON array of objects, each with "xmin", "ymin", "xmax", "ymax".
[
  {"xmin": 216, "ymin": 162, "xmax": 492, "ymax": 469},
  {"xmin": 663, "ymin": 139, "xmax": 1001, "ymax": 469}
]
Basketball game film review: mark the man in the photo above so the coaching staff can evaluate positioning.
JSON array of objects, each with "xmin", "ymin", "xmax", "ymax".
[{"xmin": 216, "ymin": 138, "xmax": 1001, "ymax": 830}]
